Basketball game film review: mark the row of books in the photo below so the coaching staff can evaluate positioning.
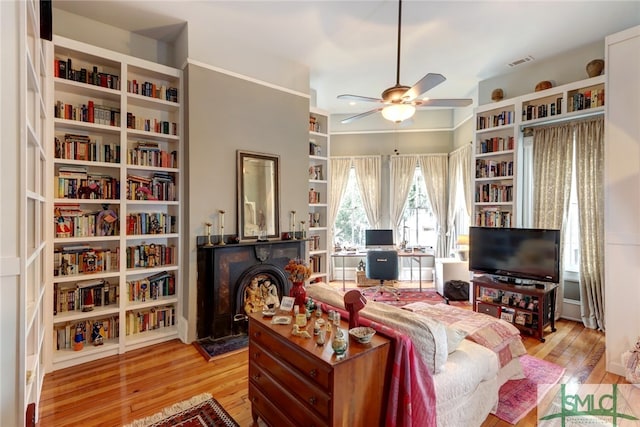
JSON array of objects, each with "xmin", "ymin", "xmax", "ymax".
[
  {"xmin": 475, "ymin": 183, "xmax": 514, "ymax": 203},
  {"xmin": 54, "ymin": 246, "xmax": 119, "ymax": 276},
  {"xmin": 127, "ymin": 80, "xmax": 178, "ymax": 103},
  {"xmin": 126, "ymin": 212, "xmax": 176, "ymax": 235},
  {"xmin": 55, "ymin": 316, "xmax": 120, "ymax": 350},
  {"xmin": 55, "ymin": 133, "xmax": 121, "ymax": 164},
  {"xmin": 125, "ymin": 243, "xmax": 176, "ymax": 269},
  {"xmin": 126, "ymin": 305, "xmax": 175, "ymax": 335},
  {"xmin": 308, "ymin": 189, "xmax": 321, "ymax": 204},
  {"xmin": 53, "ymin": 278, "xmax": 119, "ymax": 315},
  {"xmin": 476, "ymin": 110, "xmax": 515, "ymax": 130},
  {"xmin": 127, "ymin": 141, "xmax": 178, "ymax": 168},
  {"xmin": 477, "ymin": 136, "xmax": 514, "ymax": 154},
  {"xmin": 474, "ymin": 209, "xmax": 513, "ymax": 228},
  {"xmin": 309, "ymin": 254, "xmax": 323, "ymax": 273},
  {"xmin": 309, "ymin": 140, "xmax": 322, "ymax": 156},
  {"xmin": 522, "ymin": 98, "xmax": 563, "ymax": 121},
  {"xmin": 475, "ymin": 159, "xmax": 514, "ymax": 179},
  {"xmin": 54, "ymin": 57, "xmax": 120, "ymax": 90},
  {"xmin": 127, "ymin": 173, "xmax": 176, "ymax": 201},
  {"xmin": 125, "ymin": 112, "xmax": 178, "ymax": 136},
  {"xmin": 567, "ymin": 88, "xmax": 605, "ymax": 112},
  {"xmin": 55, "ymin": 175, "xmax": 120, "ymax": 200},
  {"xmin": 126, "ymin": 271, "xmax": 175, "ymax": 302},
  {"xmin": 55, "ymin": 100, "xmax": 121, "ymax": 127},
  {"xmin": 54, "ymin": 203, "xmax": 119, "ymax": 238}
]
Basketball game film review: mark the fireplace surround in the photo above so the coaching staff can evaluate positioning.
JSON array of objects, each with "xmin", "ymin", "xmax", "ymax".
[{"xmin": 196, "ymin": 239, "xmax": 306, "ymax": 340}]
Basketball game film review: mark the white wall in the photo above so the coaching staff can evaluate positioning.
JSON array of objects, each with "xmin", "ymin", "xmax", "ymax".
[
  {"xmin": 604, "ymin": 25, "xmax": 640, "ymax": 376},
  {"xmin": 1, "ymin": 1, "xmax": 21, "ymax": 425}
]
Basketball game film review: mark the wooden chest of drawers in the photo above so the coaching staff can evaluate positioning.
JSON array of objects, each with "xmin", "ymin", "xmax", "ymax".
[{"xmin": 248, "ymin": 312, "xmax": 391, "ymax": 427}]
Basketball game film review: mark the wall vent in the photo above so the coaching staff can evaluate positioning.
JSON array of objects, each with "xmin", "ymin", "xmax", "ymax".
[{"xmin": 507, "ymin": 55, "xmax": 535, "ymax": 68}]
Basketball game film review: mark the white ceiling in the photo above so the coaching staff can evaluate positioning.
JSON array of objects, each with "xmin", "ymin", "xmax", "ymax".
[{"xmin": 54, "ymin": 0, "xmax": 640, "ymax": 118}]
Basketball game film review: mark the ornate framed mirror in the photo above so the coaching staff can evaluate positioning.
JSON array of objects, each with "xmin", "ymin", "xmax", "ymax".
[{"xmin": 237, "ymin": 150, "xmax": 280, "ymax": 241}]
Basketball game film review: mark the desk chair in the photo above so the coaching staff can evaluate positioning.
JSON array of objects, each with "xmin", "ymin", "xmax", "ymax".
[{"xmin": 365, "ymin": 250, "xmax": 400, "ymax": 301}]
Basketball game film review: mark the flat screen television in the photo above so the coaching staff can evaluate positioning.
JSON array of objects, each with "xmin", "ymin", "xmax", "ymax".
[
  {"xmin": 469, "ymin": 227, "xmax": 560, "ymax": 283},
  {"xmin": 365, "ymin": 229, "xmax": 394, "ymax": 249}
]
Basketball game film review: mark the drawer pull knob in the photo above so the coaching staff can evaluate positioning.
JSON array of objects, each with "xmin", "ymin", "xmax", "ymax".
[
  {"xmin": 253, "ymin": 352, "xmax": 261, "ymax": 359},
  {"xmin": 309, "ymin": 369, "xmax": 318, "ymax": 378},
  {"xmin": 252, "ymin": 373, "xmax": 261, "ymax": 381},
  {"xmin": 253, "ymin": 331, "xmax": 261, "ymax": 338},
  {"xmin": 308, "ymin": 396, "xmax": 317, "ymax": 405}
]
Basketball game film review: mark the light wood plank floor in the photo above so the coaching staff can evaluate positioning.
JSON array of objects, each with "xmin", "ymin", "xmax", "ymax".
[{"xmin": 38, "ymin": 282, "xmax": 626, "ymax": 427}]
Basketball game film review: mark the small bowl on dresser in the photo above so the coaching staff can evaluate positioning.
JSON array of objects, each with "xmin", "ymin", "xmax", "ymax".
[{"xmin": 349, "ymin": 327, "xmax": 376, "ymax": 344}]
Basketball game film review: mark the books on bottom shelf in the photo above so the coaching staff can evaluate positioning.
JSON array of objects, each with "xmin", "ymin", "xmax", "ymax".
[
  {"xmin": 126, "ymin": 305, "xmax": 175, "ymax": 335},
  {"xmin": 54, "ymin": 315, "xmax": 119, "ymax": 351}
]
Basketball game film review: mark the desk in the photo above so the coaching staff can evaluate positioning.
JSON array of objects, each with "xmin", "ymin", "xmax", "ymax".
[
  {"xmin": 398, "ymin": 251, "xmax": 435, "ymax": 291},
  {"xmin": 331, "ymin": 250, "xmax": 435, "ymax": 292}
]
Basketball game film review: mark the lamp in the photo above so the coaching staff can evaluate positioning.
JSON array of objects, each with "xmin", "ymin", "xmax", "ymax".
[
  {"xmin": 382, "ymin": 104, "xmax": 415, "ymax": 123},
  {"xmin": 456, "ymin": 234, "xmax": 469, "ymax": 261}
]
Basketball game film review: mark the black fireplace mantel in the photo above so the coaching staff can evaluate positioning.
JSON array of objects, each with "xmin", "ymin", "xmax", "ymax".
[{"xmin": 196, "ymin": 238, "xmax": 306, "ymax": 340}]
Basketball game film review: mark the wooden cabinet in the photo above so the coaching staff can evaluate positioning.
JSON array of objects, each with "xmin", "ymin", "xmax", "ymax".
[
  {"xmin": 472, "ymin": 278, "xmax": 558, "ymax": 342},
  {"xmin": 48, "ymin": 36, "xmax": 182, "ymax": 371},
  {"xmin": 248, "ymin": 312, "xmax": 390, "ymax": 427},
  {"xmin": 308, "ymin": 109, "xmax": 330, "ymax": 282}
]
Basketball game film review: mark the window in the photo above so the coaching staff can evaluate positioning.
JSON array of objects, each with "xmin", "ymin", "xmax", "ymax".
[
  {"xmin": 396, "ymin": 167, "xmax": 437, "ymax": 249},
  {"xmin": 333, "ymin": 168, "xmax": 369, "ymax": 249},
  {"xmin": 564, "ymin": 149, "xmax": 580, "ymax": 273}
]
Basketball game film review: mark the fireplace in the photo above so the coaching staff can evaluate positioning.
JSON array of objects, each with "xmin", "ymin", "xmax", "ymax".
[{"xmin": 196, "ymin": 239, "xmax": 305, "ymax": 340}]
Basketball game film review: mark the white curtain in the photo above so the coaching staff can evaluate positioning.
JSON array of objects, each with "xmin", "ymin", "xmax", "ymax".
[
  {"xmin": 532, "ymin": 123, "xmax": 573, "ymax": 320},
  {"xmin": 447, "ymin": 144, "xmax": 472, "ymax": 255},
  {"xmin": 328, "ymin": 157, "xmax": 352, "ymax": 279},
  {"xmin": 418, "ymin": 154, "xmax": 448, "ymax": 257},
  {"xmin": 353, "ymin": 156, "xmax": 382, "ymax": 229},
  {"xmin": 574, "ymin": 117, "xmax": 605, "ymax": 331},
  {"xmin": 390, "ymin": 155, "xmax": 417, "ymax": 245}
]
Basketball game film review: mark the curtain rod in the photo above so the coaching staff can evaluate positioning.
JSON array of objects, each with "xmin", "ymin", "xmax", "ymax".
[{"xmin": 520, "ymin": 109, "xmax": 603, "ymax": 131}]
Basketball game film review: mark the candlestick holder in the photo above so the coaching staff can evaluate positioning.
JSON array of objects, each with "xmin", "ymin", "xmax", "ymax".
[
  {"xmin": 204, "ymin": 222, "xmax": 214, "ymax": 247},
  {"xmin": 291, "ymin": 210, "xmax": 297, "ymax": 240},
  {"xmin": 218, "ymin": 210, "xmax": 226, "ymax": 245},
  {"xmin": 300, "ymin": 220, "xmax": 306, "ymax": 240}
]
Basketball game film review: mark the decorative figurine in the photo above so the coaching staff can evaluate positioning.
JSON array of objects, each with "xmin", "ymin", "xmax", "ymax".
[{"xmin": 92, "ymin": 321, "xmax": 104, "ymax": 346}]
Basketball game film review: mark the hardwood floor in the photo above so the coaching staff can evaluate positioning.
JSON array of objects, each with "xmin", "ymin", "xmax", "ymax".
[{"xmin": 38, "ymin": 283, "xmax": 626, "ymax": 427}]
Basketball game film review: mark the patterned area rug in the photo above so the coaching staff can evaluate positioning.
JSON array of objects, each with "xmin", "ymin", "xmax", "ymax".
[
  {"xmin": 494, "ymin": 355, "xmax": 566, "ymax": 424},
  {"xmin": 193, "ymin": 335, "xmax": 249, "ymax": 362},
  {"xmin": 123, "ymin": 393, "xmax": 239, "ymax": 427}
]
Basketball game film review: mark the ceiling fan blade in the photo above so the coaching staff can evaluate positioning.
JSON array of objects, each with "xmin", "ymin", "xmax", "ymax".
[
  {"xmin": 341, "ymin": 108, "xmax": 384, "ymax": 124},
  {"xmin": 403, "ymin": 73, "xmax": 446, "ymax": 101},
  {"xmin": 337, "ymin": 94, "xmax": 384, "ymax": 103},
  {"xmin": 416, "ymin": 98, "xmax": 473, "ymax": 107}
]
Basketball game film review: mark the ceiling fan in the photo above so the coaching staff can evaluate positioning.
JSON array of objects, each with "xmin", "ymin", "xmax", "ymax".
[{"xmin": 338, "ymin": 0, "xmax": 472, "ymax": 124}]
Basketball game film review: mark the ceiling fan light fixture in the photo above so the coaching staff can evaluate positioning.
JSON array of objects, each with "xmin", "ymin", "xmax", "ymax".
[{"xmin": 382, "ymin": 104, "xmax": 415, "ymax": 123}]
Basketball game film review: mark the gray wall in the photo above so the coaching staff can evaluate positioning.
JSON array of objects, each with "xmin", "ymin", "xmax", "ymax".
[
  {"xmin": 184, "ymin": 64, "xmax": 309, "ymax": 341},
  {"xmin": 331, "ymin": 130, "xmax": 453, "ymax": 157}
]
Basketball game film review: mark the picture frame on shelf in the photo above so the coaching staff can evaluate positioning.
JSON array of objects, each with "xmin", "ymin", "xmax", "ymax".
[{"xmin": 280, "ymin": 296, "xmax": 295, "ymax": 312}]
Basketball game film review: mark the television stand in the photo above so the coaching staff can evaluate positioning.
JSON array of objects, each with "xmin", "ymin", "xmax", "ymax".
[{"xmin": 472, "ymin": 277, "xmax": 558, "ymax": 342}]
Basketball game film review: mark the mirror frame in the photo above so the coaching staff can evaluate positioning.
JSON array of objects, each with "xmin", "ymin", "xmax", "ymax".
[{"xmin": 237, "ymin": 150, "xmax": 280, "ymax": 241}]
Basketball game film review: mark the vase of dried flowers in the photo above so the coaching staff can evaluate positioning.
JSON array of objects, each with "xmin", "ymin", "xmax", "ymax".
[{"xmin": 285, "ymin": 258, "xmax": 312, "ymax": 312}]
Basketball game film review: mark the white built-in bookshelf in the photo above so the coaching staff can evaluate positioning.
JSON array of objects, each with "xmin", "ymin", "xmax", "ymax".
[
  {"xmin": 47, "ymin": 36, "xmax": 183, "ymax": 371},
  {"xmin": 473, "ymin": 75, "xmax": 605, "ymax": 228},
  {"xmin": 308, "ymin": 108, "xmax": 330, "ymax": 282}
]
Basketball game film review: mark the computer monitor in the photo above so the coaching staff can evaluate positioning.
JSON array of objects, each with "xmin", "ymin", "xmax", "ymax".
[{"xmin": 365, "ymin": 229, "xmax": 394, "ymax": 249}]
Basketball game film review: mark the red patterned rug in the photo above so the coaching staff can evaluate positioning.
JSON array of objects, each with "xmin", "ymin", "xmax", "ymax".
[
  {"xmin": 362, "ymin": 287, "xmax": 471, "ymax": 308},
  {"xmin": 124, "ymin": 393, "xmax": 239, "ymax": 427},
  {"xmin": 494, "ymin": 355, "xmax": 565, "ymax": 424}
]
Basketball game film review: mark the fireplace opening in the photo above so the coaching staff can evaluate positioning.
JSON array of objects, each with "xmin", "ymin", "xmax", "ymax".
[{"xmin": 232, "ymin": 264, "xmax": 288, "ymax": 335}]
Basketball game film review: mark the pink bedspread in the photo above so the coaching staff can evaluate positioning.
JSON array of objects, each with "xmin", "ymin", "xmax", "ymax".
[
  {"xmin": 320, "ymin": 303, "xmax": 437, "ymax": 427},
  {"xmin": 402, "ymin": 301, "xmax": 527, "ymax": 368}
]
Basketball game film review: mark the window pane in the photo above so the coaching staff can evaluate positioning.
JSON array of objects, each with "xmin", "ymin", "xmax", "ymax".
[
  {"xmin": 334, "ymin": 168, "xmax": 369, "ymax": 249},
  {"xmin": 397, "ymin": 167, "xmax": 437, "ymax": 249}
]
